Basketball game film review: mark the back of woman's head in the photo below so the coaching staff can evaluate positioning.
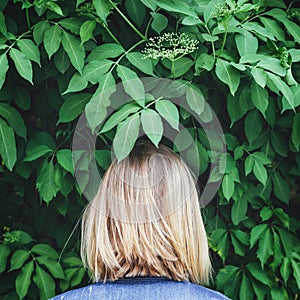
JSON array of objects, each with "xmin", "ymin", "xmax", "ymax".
[{"xmin": 81, "ymin": 140, "xmax": 212, "ymax": 285}]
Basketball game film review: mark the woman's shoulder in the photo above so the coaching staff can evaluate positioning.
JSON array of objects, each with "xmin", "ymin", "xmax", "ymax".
[{"xmin": 50, "ymin": 278, "xmax": 231, "ymax": 300}]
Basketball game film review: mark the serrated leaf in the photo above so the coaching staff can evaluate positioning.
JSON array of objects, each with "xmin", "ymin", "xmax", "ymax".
[
  {"xmin": 117, "ymin": 65, "xmax": 145, "ymax": 107},
  {"xmin": 9, "ymin": 48, "xmax": 33, "ymax": 84},
  {"xmin": 126, "ymin": 52, "xmax": 154, "ymax": 76},
  {"xmin": 280, "ymin": 257, "xmax": 291, "ymax": 284},
  {"xmin": 250, "ymin": 224, "xmax": 268, "ymax": 248},
  {"xmin": 0, "ymin": 244, "xmax": 10, "ymax": 273},
  {"xmin": 24, "ymin": 145, "xmax": 53, "ymax": 162},
  {"xmin": 125, "ymin": 0, "xmax": 145, "ymax": 26},
  {"xmin": 257, "ymin": 58, "xmax": 286, "ymax": 76},
  {"xmin": 54, "ymin": 47, "xmax": 70, "ymax": 74},
  {"xmin": 83, "ymin": 59, "xmax": 113, "ymax": 84},
  {"xmin": 141, "ymin": 109, "xmax": 163, "ymax": 147},
  {"xmin": 0, "ymin": 103, "xmax": 26, "ymax": 138},
  {"xmin": 113, "ymin": 114, "xmax": 140, "ymax": 162},
  {"xmin": 63, "ymin": 72, "xmax": 88, "ymax": 94},
  {"xmin": 59, "ymin": 93, "xmax": 91, "ymax": 123},
  {"xmin": 56, "ymin": 149, "xmax": 73, "ymax": 174},
  {"xmin": 36, "ymin": 160, "xmax": 58, "ymax": 203},
  {"xmin": 186, "ymin": 86, "xmax": 205, "ymax": 116},
  {"xmin": 253, "ymin": 161, "xmax": 267, "ymax": 185},
  {"xmin": 0, "ymin": 118, "xmax": 16, "ymax": 171},
  {"xmin": 36, "ymin": 256, "xmax": 64, "ymax": 279},
  {"xmin": 251, "ymin": 67, "xmax": 267, "ymax": 88},
  {"xmin": 9, "ymin": 250, "xmax": 30, "ymax": 271},
  {"xmin": 247, "ymin": 262, "xmax": 271, "ymax": 286},
  {"xmin": 0, "ymin": 11, "xmax": 7, "ymax": 36},
  {"xmin": 93, "ymin": 0, "xmax": 111, "ymax": 23},
  {"xmin": 85, "ymin": 73, "xmax": 115, "ymax": 132},
  {"xmin": 33, "ymin": 264, "xmax": 55, "ymax": 299},
  {"xmin": 80, "ymin": 20, "xmax": 96, "ymax": 44},
  {"xmin": 0, "ymin": 53, "xmax": 9, "ymax": 89},
  {"xmin": 58, "ymin": 17, "xmax": 81, "ymax": 34},
  {"xmin": 87, "ymin": 43, "xmax": 125, "ymax": 61},
  {"xmin": 244, "ymin": 110, "xmax": 263, "ymax": 145},
  {"xmin": 235, "ymin": 30, "xmax": 258, "ymax": 57},
  {"xmin": 44, "ymin": 25, "xmax": 62, "ymax": 59},
  {"xmin": 257, "ymin": 228, "xmax": 273, "ymax": 267},
  {"xmin": 15, "ymin": 261, "xmax": 34, "ymax": 300},
  {"xmin": 272, "ymin": 171, "xmax": 289, "ymax": 204},
  {"xmin": 222, "ymin": 173, "xmax": 234, "ymax": 200},
  {"xmin": 155, "ymin": 99, "xmax": 179, "ymax": 130},
  {"xmin": 251, "ymin": 81, "xmax": 268, "ymax": 117},
  {"xmin": 17, "ymin": 39, "xmax": 40, "ymax": 66},
  {"xmin": 215, "ymin": 59, "xmax": 240, "ymax": 96},
  {"xmin": 151, "ymin": 12, "xmax": 168, "ymax": 34},
  {"xmin": 154, "ymin": 0, "xmax": 198, "ymax": 18},
  {"xmin": 62, "ymin": 31, "xmax": 85, "ymax": 74},
  {"xmin": 100, "ymin": 102, "xmax": 140, "ymax": 133},
  {"xmin": 231, "ymin": 198, "xmax": 248, "ymax": 225},
  {"xmin": 33, "ymin": 21, "xmax": 50, "ymax": 45},
  {"xmin": 292, "ymin": 112, "xmax": 300, "ymax": 151},
  {"xmin": 282, "ymin": 19, "xmax": 300, "ymax": 44}
]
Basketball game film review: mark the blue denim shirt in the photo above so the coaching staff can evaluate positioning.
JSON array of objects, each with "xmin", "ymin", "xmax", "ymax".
[{"xmin": 50, "ymin": 277, "xmax": 230, "ymax": 299}]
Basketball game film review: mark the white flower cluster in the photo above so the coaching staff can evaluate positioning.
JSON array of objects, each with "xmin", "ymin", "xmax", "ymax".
[{"xmin": 142, "ymin": 32, "xmax": 199, "ymax": 60}]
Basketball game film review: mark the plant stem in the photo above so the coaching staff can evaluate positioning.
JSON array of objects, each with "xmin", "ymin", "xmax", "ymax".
[
  {"xmin": 109, "ymin": 0, "xmax": 148, "ymax": 41},
  {"xmin": 25, "ymin": 8, "xmax": 31, "ymax": 31},
  {"xmin": 171, "ymin": 59, "xmax": 176, "ymax": 79},
  {"xmin": 102, "ymin": 23, "xmax": 122, "ymax": 46}
]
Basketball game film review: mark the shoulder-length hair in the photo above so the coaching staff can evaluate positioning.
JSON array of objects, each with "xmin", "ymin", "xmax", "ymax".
[{"xmin": 81, "ymin": 140, "xmax": 212, "ymax": 285}]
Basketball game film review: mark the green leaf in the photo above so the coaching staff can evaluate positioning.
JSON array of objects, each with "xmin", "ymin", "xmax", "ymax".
[
  {"xmin": 125, "ymin": 0, "xmax": 145, "ymax": 26},
  {"xmin": 36, "ymin": 160, "xmax": 58, "ymax": 203},
  {"xmin": 62, "ymin": 31, "xmax": 85, "ymax": 74},
  {"xmin": 56, "ymin": 149, "xmax": 73, "ymax": 174},
  {"xmin": 215, "ymin": 59, "xmax": 240, "ymax": 96},
  {"xmin": 174, "ymin": 128, "xmax": 193, "ymax": 151},
  {"xmin": 15, "ymin": 261, "xmax": 34, "ymax": 300},
  {"xmin": 140, "ymin": 0, "xmax": 157, "ymax": 10},
  {"xmin": 235, "ymin": 31, "xmax": 258, "ymax": 57},
  {"xmin": 87, "ymin": 43, "xmax": 125, "ymax": 61},
  {"xmin": 186, "ymin": 86, "xmax": 205, "ymax": 116},
  {"xmin": 80, "ymin": 20, "xmax": 96, "ymax": 44},
  {"xmin": 31, "ymin": 243, "xmax": 58, "ymax": 259},
  {"xmin": 195, "ymin": 53, "xmax": 215, "ymax": 72},
  {"xmin": 0, "ymin": 244, "xmax": 10, "ymax": 273},
  {"xmin": 33, "ymin": 264, "xmax": 55, "ymax": 299},
  {"xmin": 95, "ymin": 149, "xmax": 111, "ymax": 170},
  {"xmin": 126, "ymin": 52, "xmax": 154, "ymax": 76},
  {"xmin": 291, "ymin": 258, "xmax": 300, "ymax": 289},
  {"xmin": 231, "ymin": 198, "xmax": 248, "ymax": 225},
  {"xmin": 63, "ymin": 72, "xmax": 88, "ymax": 94},
  {"xmin": 222, "ymin": 173, "xmax": 235, "ymax": 200},
  {"xmin": 44, "ymin": 1, "xmax": 64, "ymax": 16},
  {"xmin": 9, "ymin": 250, "xmax": 30, "ymax": 271},
  {"xmin": 113, "ymin": 114, "xmax": 140, "ymax": 162},
  {"xmin": 0, "ymin": 103, "xmax": 26, "ymax": 138},
  {"xmin": 54, "ymin": 47, "xmax": 70, "ymax": 74},
  {"xmin": 117, "ymin": 65, "xmax": 145, "ymax": 107},
  {"xmin": 58, "ymin": 17, "xmax": 81, "ymax": 34},
  {"xmin": 17, "ymin": 39, "xmax": 40, "ymax": 66},
  {"xmin": 252, "ymin": 152, "xmax": 271, "ymax": 165},
  {"xmin": 282, "ymin": 19, "xmax": 300, "ymax": 43},
  {"xmin": 162, "ymin": 57, "xmax": 194, "ymax": 78},
  {"xmin": 33, "ymin": 21, "xmax": 50, "ymax": 45},
  {"xmin": 227, "ymin": 93, "xmax": 250, "ymax": 127},
  {"xmin": 247, "ymin": 262, "xmax": 271, "ymax": 286},
  {"xmin": 257, "ymin": 58, "xmax": 286, "ymax": 76},
  {"xmin": 272, "ymin": 171, "xmax": 290, "ymax": 204},
  {"xmin": 280, "ymin": 257, "xmax": 291, "ymax": 284},
  {"xmin": 85, "ymin": 73, "xmax": 115, "ymax": 132},
  {"xmin": 253, "ymin": 161, "xmax": 268, "ymax": 185},
  {"xmin": 24, "ymin": 145, "xmax": 53, "ymax": 162},
  {"xmin": 244, "ymin": 155, "xmax": 254, "ymax": 176},
  {"xmin": 250, "ymin": 224, "xmax": 268, "ymax": 248},
  {"xmin": 59, "ymin": 93, "xmax": 91, "ymax": 123},
  {"xmin": 239, "ymin": 273, "xmax": 254, "ymax": 300},
  {"xmin": 251, "ymin": 81, "xmax": 268, "ymax": 117},
  {"xmin": 151, "ymin": 12, "xmax": 168, "ymax": 34},
  {"xmin": 0, "ymin": 11, "xmax": 7, "ymax": 36},
  {"xmin": 0, "ymin": 53, "xmax": 9, "ymax": 89},
  {"xmin": 251, "ymin": 67, "xmax": 267, "ymax": 88},
  {"xmin": 155, "ymin": 99, "xmax": 179, "ymax": 130},
  {"xmin": 141, "ymin": 108, "xmax": 163, "ymax": 147},
  {"xmin": 83, "ymin": 59, "xmax": 113, "ymax": 84},
  {"xmin": 244, "ymin": 110, "xmax": 263, "ymax": 145},
  {"xmin": 257, "ymin": 228, "xmax": 273, "ymax": 267},
  {"xmin": 9, "ymin": 48, "xmax": 33, "ymax": 84},
  {"xmin": 100, "ymin": 102, "xmax": 141, "ymax": 133},
  {"xmin": 36, "ymin": 256, "xmax": 64, "ymax": 279},
  {"xmin": 270, "ymin": 129, "xmax": 288, "ymax": 157},
  {"xmin": 154, "ymin": 0, "xmax": 198, "ymax": 18},
  {"xmin": 44, "ymin": 25, "xmax": 62, "ymax": 59},
  {"xmin": 93, "ymin": 0, "xmax": 111, "ymax": 24},
  {"xmin": 260, "ymin": 17, "xmax": 285, "ymax": 42},
  {"xmin": 292, "ymin": 112, "xmax": 300, "ymax": 151},
  {"xmin": 0, "ymin": 118, "xmax": 16, "ymax": 171}
]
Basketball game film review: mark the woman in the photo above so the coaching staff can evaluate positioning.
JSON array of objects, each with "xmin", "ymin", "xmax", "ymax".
[{"xmin": 52, "ymin": 141, "xmax": 229, "ymax": 299}]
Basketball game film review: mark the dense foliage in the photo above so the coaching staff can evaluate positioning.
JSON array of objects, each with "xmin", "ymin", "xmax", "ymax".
[{"xmin": 0, "ymin": 0, "xmax": 300, "ymax": 299}]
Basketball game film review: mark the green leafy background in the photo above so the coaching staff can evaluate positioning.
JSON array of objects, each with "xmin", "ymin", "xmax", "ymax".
[{"xmin": 0, "ymin": 0, "xmax": 300, "ymax": 299}]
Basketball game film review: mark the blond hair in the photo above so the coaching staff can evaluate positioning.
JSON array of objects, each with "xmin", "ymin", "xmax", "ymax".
[{"xmin": 81, "ymin": 141, "xmax": 212, "ymax": 285}]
